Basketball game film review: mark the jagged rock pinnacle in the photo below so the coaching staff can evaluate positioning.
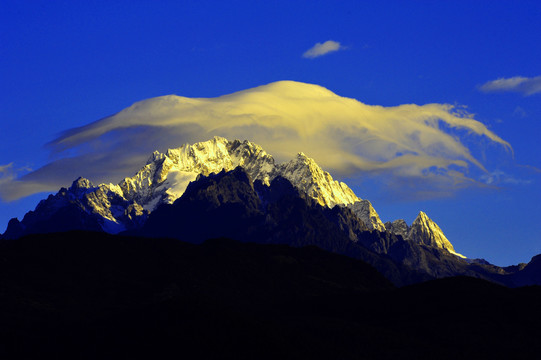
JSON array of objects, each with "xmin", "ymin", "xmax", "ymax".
[{"xmin": 407, "ymin": 211, "xmax": 465, "ymax": 258}]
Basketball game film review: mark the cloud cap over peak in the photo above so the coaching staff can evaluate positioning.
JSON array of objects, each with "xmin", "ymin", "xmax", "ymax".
[
  {"xmin": 480, "ymin": 76, "xmax": 541, "ymax": 95},
  {"xmin": 302, "ymin": 40, "xmax": 345, "ymax": 58},
  {"xmin": 0, "ymin": 81, "xmax": 511, "ymax": 202}
]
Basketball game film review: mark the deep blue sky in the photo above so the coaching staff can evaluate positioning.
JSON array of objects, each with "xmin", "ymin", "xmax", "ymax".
[{"xmin": 1, "ymin": 1, "xmax": 540, "ymax": 265}]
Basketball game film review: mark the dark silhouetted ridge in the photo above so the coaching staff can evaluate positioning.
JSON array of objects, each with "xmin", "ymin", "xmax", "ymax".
[{"xmin": 1, "ymin": 231, "xmax": 541, "ymax": 359}]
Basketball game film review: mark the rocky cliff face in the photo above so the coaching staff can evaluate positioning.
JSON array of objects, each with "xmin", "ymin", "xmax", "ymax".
[
  {"xmin": 276, "ymin": 152, "xmax": 359, "ymax": 208},
  {"xmin": 407, "ymin": 211, "xmax": 464, "ymax": 258},
  {"xmin": 347, "ymin": 200, "xmax": 386, "ymax": 232},
  {"xmin": 138, "ymin": 167, "xmax": 511, "ymax": 283},
  {"xmin": 383, "ymin": 212, "xmax": 465, "ymax": 259},
  {"xmin": 1, "ymin": 177, "xmax": 148, "ymax": 239},
  {"xmin": 385, "ymin": 219, "xmax": 409, "ymax": 239},
  {"xmin": 139, "ymin": 166, "xmax": 427, "ymax": 286}
]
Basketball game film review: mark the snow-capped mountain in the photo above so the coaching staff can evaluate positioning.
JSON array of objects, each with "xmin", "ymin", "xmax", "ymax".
[
  {"xmin": 2, "ymin": 137, "xmax": 361, "ymax": 237},
  {"xmin": 0, "ymin": 177, "xmax": 148, "ymax": 239},
  {"xmin": 118, "ymin": 136, "xmax": 276, "ymax": 211},
  {"xmin": 114, "ymin": 135, "xmax": 385, "ymax": 231},
  {"xmin": 119, "ymin": 136, "xmax": 359, "ymax": 213},
  {"xmin": 1, "ymin": 136, "xmax": 464, "ymax": 263}
]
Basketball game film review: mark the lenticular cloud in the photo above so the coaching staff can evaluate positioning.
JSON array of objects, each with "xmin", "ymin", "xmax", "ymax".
[{"xmin": 0, "ymin": 81, "xmax": 511, "ymax": 201}]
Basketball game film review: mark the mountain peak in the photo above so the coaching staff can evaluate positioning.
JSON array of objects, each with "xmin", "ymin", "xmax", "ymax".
[
  {"xmin": 408, "ymin": 211, "xmax": 465, "ymax": 258},
  {"xmin": 411, "ymin": 211, "xmax": 434, "ymax": 226},
  {"xmin": 69, "ymin": 177, "xmax": 94, "ymax": 195},
  {"xmin": 347, "ymin": 200, "xmax": 386, "ymax": 232},
  {"xmin": 277, "ymin": 152, "xmax": 359, "ymax": 208},
  {"xmin": 292, "ymin": 152, "xmax": 319, "ymax": 169},
  {"xmin": 117, "ymin": 138, "xmax": 361, "ymax": 213},
  {"xmin": 384, "ymin": 219, "xmax": 409, "ymax": 239}
]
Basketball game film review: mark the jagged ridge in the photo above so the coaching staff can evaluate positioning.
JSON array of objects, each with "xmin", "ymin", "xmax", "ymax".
[{"xmin": 119, "ymin": 136, "xmax": 360, "ymax": 211}]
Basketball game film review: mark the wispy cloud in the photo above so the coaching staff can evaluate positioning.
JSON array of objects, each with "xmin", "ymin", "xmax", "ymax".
[
  {"xmin": 0, "ymin": 163, "xmax": 53, "ymax": 202},
  {"xmin": 479, "ymin": 76, "xmax": 541, "ymax": 95},
  {"xmin": 0, "ymin": 81, "xmax": 512, "ymax": 201},
  {"xmin": 480, "ymin": 170, "xmax": 531, "ymax": 186},
  {"xmin": 302, "ymin": 40, "xmax": 344, "ymax": 58},
  {"xmin": 0, "ymin": 164, "xmax": 14, "ymax": 183}
]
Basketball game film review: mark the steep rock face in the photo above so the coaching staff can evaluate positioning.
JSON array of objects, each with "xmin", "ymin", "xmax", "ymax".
[
  {"xmin": 385, "ymin": 219, "xmax": 409, "ymax": 239},
  {"xmin": 139, "ymin": 167, "xmax": 427, "ymax": 286},
  {"xmin": 386, "ymin": 241, "xmax": 470, "ymax": 278},
  {"xmin": 142, "ymin": 167, "xmax": 263, "ymax": 242},
  {"xmin": 365, "ymin": 213, "xmax": 489, "ymax": 278},
  {"xmin": 277, "ymin": 153, "xmax": 359, "ymax": 208},
  {"xmin": 503, "ymin": 255, "xmax": 541, "ymax": 287},
  {"xmin": 407, "ymin": 211, "xmax": 464, "ymax": 258},
  {"xmin": 347, "ymin": 200, "xmax": 386, "ymax": 232},
  {"xmin": 351, "ymin": 212, "xmax": 474, "ymax": 278},
  {"xmin": 1, "ymin": 177, "xmax": 148, "ymax": 239}
]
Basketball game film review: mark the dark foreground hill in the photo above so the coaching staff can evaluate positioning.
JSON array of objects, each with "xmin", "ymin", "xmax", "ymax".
[{"xmin": 1, "ymin": 231, "xmax": 541, "ymax": 359}]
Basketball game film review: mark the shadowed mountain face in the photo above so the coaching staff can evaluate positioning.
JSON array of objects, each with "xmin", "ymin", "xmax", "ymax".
[
  {"xmin": 7, "ymin": 137, "xmax": 540, "ymax": 286},
  {"xmin": 139, "ymin": 167, "xmax": 429, "ymax": 286},
  {"xmin": 139, "ymin": 167, "xmax": 529, "ymax": 286},
  {"xmin": 3, "ymin": 162, "xmax": 538, "ymax": 286},
  {"xmin": 1, "ymin": 231, "xmax": 541, "ymax": 360},
  {"xmin": 507, "ymin": 254, "xmax": 541, "ymax": 286},
  {"xmin": 1, "ymin": 202, "xmax": 102, "ymax": 239},
  {"xmin": 1, "ymin": 156, "xmax": 540, "ymax": 358},
  {"xmin": 1, "ymin": 178, "xmax": 148, "ymax": 239}
]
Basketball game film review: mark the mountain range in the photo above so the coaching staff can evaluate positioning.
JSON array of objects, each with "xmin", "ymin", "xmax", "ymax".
[
  {"xmin": 1, "ymin": 137, "xmax": 537, "ymax": 287},
  {"xmin": 2, "ymin": 136, "xmax": 541, "ymax": 359}
]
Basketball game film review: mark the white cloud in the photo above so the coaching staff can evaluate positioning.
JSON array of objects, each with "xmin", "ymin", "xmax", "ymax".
[
  {"xmin": 302, "ymin": 40, "xmax": 344, "ymax": 58},
  {"xmin": 480, "ymin": 76, "xmax": 541, "ymax": 95},
  {"xmin": 0, "ymin": 81, "xmax": 512, "ymax": 201}
]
